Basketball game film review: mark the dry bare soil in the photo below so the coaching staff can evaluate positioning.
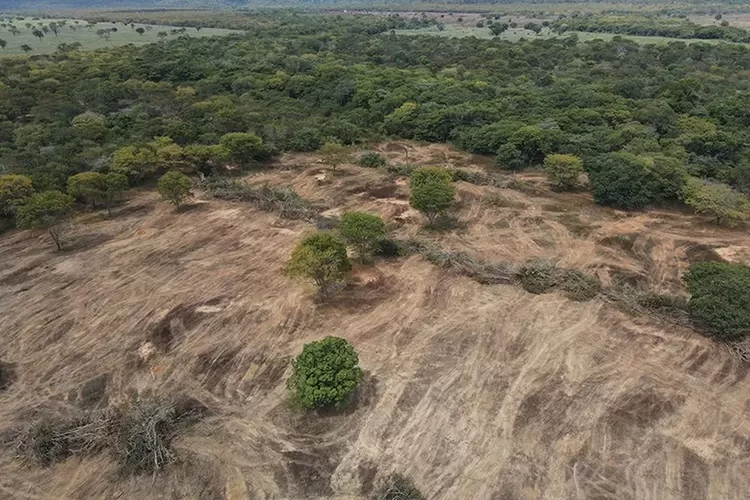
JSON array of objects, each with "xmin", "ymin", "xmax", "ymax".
[{"xmin": 2, "ymin": 142, "xmax": 750, "ymax": 500}]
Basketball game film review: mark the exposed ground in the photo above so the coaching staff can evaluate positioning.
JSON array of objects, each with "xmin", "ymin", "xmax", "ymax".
[{"xmin": 1, "ymin": 142, "xmax": 750, "ymax": 499}]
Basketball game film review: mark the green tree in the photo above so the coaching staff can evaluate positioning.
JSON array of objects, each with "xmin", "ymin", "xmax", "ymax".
[
  {"xmin": 16, "ymin": 191, "xmax": 74, "ymax": 250},
  {"xmin": 543, "ymin": 154, "xmax": 584, "ymax": 190},
  {"xmin": 320, "ymin": 141, "xmax": 351, "ymax": 172},
  {"xmin": 220, "ymin": 132, "xmax": 267, "ymax": 165},
  {"xmin": 685, "ymin": 262, "xmax": 750, "ymax": 340},
  {"xmin": 0, "ymin": 39, "xmax": 6, "ymax": 50},
  {"xmin": 157, "ymin": 171, "xmax": 193, "ymax": 211},
  {"xmin": 339, "ymin": 211, "xmax": 387, "ymax": 263},
  {"xmin": 683, "ymin": 177, "xmax": 749, "ymax": 226},
  {"xmin": 71, "ymin": 111, "xmax": 107, "ymax": 141},
  {"xmin": 286, "ymin": 232, "xmax": 351, "ymax": 298},
  {"xmin": 409, "ymin": 167, "xmax": 455, "ymax": 225},
  {"xmin": 588, "ymin": 152, "xmax": 659, "ymax": 209},
  {"xmin": 135, "ymin": 27, "xmax": 145, "ymax": 35},
  {"xmin": 67, "ymin": 172, "xmax": 105, "ymax": 207},
  {"xmin": 101, "ymin": 173, "xmax": 129, "ymax": 215},
  {"xmin": 111, "ymin": 145, "xmax": 158, "ymax": 182},
  {"xmin": 0, "ymin": 174, "xmax": 34, "ymax": 218},
  {"xmin": 287, "ymin": 336, "xmax": 363, "ymax": 410},
  {"xmin": 20, "ymin": 44, "xmax": 32, "ymax": 54}
]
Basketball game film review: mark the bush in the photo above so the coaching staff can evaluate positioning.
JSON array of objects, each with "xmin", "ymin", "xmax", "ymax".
[
  {"xmin": 16, "ymin": 190, "xmax": 75, "ymax": 250},
  {"xmin": 288, "ymin": 336, "xmax": 363, "ymax": 410},
  {"xmin": 543, "ymin": 154, "xmax": 584, "ymax": 190},
  {"xmin": 157, "ymin": 171, "xmax": 193, "ymax": 211},
  {"xmin": 358, "ymin": 152, "xmax": 388, "ymax": 168},
  {"xmin": 685, "ymin": 262, "xmax": 750, "ymax": 340},
  {"xmin": 286, "ymin": 232, "xmax": 351, "ymax": 298},
  {"xmin": 339, "ymin": 211, "xmax": 387, "ymax": 263},
  {"xmin": 588, "ymin": 152, "xmax": 660, "ymax": 209},
  {"xmin": 372, "ymin": 473, "xmax": 425, "ymax": 500},
  {"xmin": 409, "ymin": 167, "xmax": 455, "ymax": 225}
]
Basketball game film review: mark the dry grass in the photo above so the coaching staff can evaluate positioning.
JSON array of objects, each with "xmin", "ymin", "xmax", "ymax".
[{"xmin": 2, "ymin": 141, "xmax": 750, "ymax": 499}]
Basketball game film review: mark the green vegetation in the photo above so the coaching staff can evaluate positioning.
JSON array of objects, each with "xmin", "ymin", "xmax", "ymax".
[
  {"xmin": 0, "ymin": 174, "xmax": 34, "ymax": 219},
  {"xmin": 357, "ymin": 152, "xmax": 388, "ymax": 168},
  {"xmin": 543, "ymin": 153, "xmax": 584, "ymax": 190},
  {"xmin": 339, "ymin": 211, "xmax": 387, "ymax": 263},
  {"xmin": 320, "ymin": 141, "xmax": 352, "ymax": 172},
  {"xmin": 685, "ymin": 262, "xmax": 750, "ymax": 341},
  {"xmin": 157, "ymin": 171, "xmax": 193, "ymax": 211},
  {"xmin": 288, "ymin": 336, "xmax": 363, "ymax": 410},
  {"xmin": 286, "ymin": 232, "xmax": 351, "ymax": 298},
  {"xmin": 683, "ymin": 177, "xmax": 750, "ymax": 225},
  {"xmin": 409, "ymin": 167, "xmax": 456, "ymax": 225},
  {"xmin": 16, "ymin": 191, "xmax": 75, "ymax": 250}
]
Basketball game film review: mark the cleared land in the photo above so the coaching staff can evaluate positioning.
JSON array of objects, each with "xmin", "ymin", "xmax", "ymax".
[
  {"xmin": 1, "ymin": 143, "xmax": 750, "ymax": 499},
  {"xmin": 0, "ymin": 17, "xmax": 239, "ymax": 55}
]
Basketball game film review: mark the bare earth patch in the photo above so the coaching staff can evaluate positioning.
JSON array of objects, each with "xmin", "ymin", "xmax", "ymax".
[{"xmin": 1, "ymin": 142, "xmax": 750, "ymax": 499}]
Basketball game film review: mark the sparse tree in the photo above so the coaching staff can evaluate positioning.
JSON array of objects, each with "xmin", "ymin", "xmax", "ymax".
[
  {"xmin": 409, "ymin": 167, "xmax": 455, "ymax": 225},
  {"xmin": 339, "ymin": 211, "xmax": 387, "ymax": 263},
  {"xmin": 683, "ymin": 177, "xmax": 750, "ymax": 226},
  {"xmin": 157, "ymin": 171, "xmax": 193, "ymax": 211},
  {"xmin": 32, "ymin": 29, "xmax": 44, "ymax": 42},
  {"xmin": 0, "ymin": 39, "xmax": 6, "ymax": 50},
  {"xmin": 543, "ymin": 154, "xmax": 584, "ymax": 191},
  {"xmin": 20, "ymin": 44, "xmax": 32, "ymax": 54},
  {"xmin": 48, "ymin": 22, "xmax": 59, "ymax": 36},
  {"xmin": 16, "ymin": 191, "xmax": 75, "ymax": 250},
  {"xmin": 135, "ymin": 27, "xmax": 145, "ymax": 35},
  {"xmin": 286, "ymin": 232, "xmax": 351, "ymax": 298},
  {"xmin": 320, "ymin": 141, "xmax": 351, "ymax": 172},
  {"xmin": 287, "ymin": 336, "xmax": 363, "ymax": 410},
  {"xmin": 157, "ymin": 31, "xmax": 168, "ymax": 40}
]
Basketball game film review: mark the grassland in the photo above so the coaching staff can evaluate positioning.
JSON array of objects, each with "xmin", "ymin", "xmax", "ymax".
[
  {"xmin": 0, "ymin": 17, "xmax": 240, "ymax": 56},
  {"xmin": 394, "ymin": 23, "xmax": 750, "ymax": 45}
]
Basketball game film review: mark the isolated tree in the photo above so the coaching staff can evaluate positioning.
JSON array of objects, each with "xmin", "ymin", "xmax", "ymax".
[
  {"xmin": 49, "ymin": 22, "xmax": 59, "ymax": 36},
  {"xmin": 20, "ymin": 44, "xmax": 32, "ymax": 54},
  {"xmin": 683, "ymin": 177, "xmax": 749, "ymax": 226},
  {"xmin": 685, "ymin": 262, "xmax": 750, "ymax": 340},
  {"xmin": 544, "ymin": 154, "xmax": 584, "ymax": 190},
  {"xmin": 320, "ymin": 141, "xmax": 351, "ymax": 172},
  {"xmin": 157, "ymin": 171, "xmax": 193, "ymax": 211},
  {"xmin": 286, "ymin": 232, "xmax": 351, "ymax": 298},
  {"xmin": 32, "ymin": 29, "xmax": 43, "ymax": 42},
  {"xmin": 16, "ymin": 191, "xmax": 74, "ymax": 250},
  {"xmin": 0, "ymin": 39, "xmax": 6, "ymax": 50},
  {"xmin": 67, "ymin": 171, "xmax": 105, "ymax": 207},
  {"xmin": 220, "ymin": 132, "xmax": 267, "ymax": 165},
  {"xmin": 135, "ymin": 27, "xmax": 145, "ymax": 35},
  {"xmin": 409, "ymin": 167, "xmax": 455, "ymax": 225},
  {"xmin": 287, "ymin": 336, "xmax": 363, "ymax": 410},
  {"xmin": 158, "ymin": 31, "xmax": 168, "ymax": 40},
  {"xmin": 0, "ymin": 174, "xmax": 34, "ymax": 218},
  {"xmin": 339, "ymin": 211, "xmax": 387, "ymax": 263}
]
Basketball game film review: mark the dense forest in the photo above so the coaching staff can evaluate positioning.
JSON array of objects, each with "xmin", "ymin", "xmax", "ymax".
[{"xmin": 2, "ymin": 11, "xmax": 750, "ymax": 223}]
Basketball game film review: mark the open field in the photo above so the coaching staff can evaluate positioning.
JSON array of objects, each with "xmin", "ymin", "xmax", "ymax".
[
  {"xmin": 2, "ymin": 142, "xmax": 750, "ymax": 499},
  {"xmin": 0, "ymin": 17, "xmax": 239, "ymax": 55},
  {"xmin": 394, "ymin": 23, "xmax": 750, "ymax": 45}
]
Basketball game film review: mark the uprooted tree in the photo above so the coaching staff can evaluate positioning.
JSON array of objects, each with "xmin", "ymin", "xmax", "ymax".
[
  {"xmin": 286, "ymin": 232, "xmax": 351, "ymax": 298},
  {"xmin": 288, "ymin": 336, "xmax": 363, "ymax": 410}
]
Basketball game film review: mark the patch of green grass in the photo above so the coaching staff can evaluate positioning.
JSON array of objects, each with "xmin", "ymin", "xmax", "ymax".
[{"xmin": 0, "ymin": 17, "xmax": 240, "ymax": 56}]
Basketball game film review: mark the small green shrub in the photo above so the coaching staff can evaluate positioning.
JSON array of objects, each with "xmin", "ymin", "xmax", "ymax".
[
  {"xmin": 288, "ymin": 336, "xmax": 363, "ymax": 410},
  {"xmin": 358, "ymin": 152, "xmax": 387, "ymax": 168},
  {"xmin": 685, "ymin": 262, "xmax": 750, "ymax": 340},
  {"xmin": 372, "ymin": 473, "xmax": 425, "ymax": 500}
]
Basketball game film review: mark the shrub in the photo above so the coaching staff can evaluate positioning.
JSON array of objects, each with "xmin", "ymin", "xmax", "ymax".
[
  {"xmin": 358, "ymin": 152, "xmax": 387, "ymax": 168},
  {"xmin": 372, "ymin": 473, "xmax": 425, "ymax": 500},
  {"xmin": 16, "ymin": 190, "xmax": 75, "ymax": 250},
  {"xmin": 288, "ymin": 336, "xmax": 363, "ymax": 410},
  {"xmin": 683, "ymin": 177, "xmax": 749, "ymax": 226},
  {"xmin": 0, "ymin": 173, "xmax": 34, "ymax": 218},
  {"xmin": 543, "ymin": 154, "xmax": 584, "ymax": 190},
  {"xmin": 320, "ymin": 141, "xmax": 352, "ymax": 172},
  {"xmin": 685, "ymin": 262, "xmax": 750, "ymax": 340},
  {"xmin": 286, "ymin": 232, "xmax": 351, "ymax": 298},
  {"xmin": 409, "ymin": 167, "xmax": 455, "ymax": 225},
  {"xmin": 339, "ymin": 211, "xmax": 387, "ymax": 263},
  {"xmin": 157, "ymin": 171, "xmax": 193, "ymax": 211},
  {"xmin": 588, "ymin": 152, "xmax": 660, "ymax": 209}
]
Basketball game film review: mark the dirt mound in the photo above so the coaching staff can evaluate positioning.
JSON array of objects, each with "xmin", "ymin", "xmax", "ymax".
[{"xmin": 2, "ymin": 143, "xmax": 750, "ymax": 499}]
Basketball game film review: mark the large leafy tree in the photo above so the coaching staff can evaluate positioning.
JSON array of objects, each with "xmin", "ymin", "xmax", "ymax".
[
  {"xmin": 685, "ymin": 262, "xmax": 750, "ymax": 341},
  {"xmin": 287, "ymin": 336, "xmax": 363, "ymax": 410},
  {"xmin": 16, "ymin": 191, "xmax": 75, "ymax": 250}
]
